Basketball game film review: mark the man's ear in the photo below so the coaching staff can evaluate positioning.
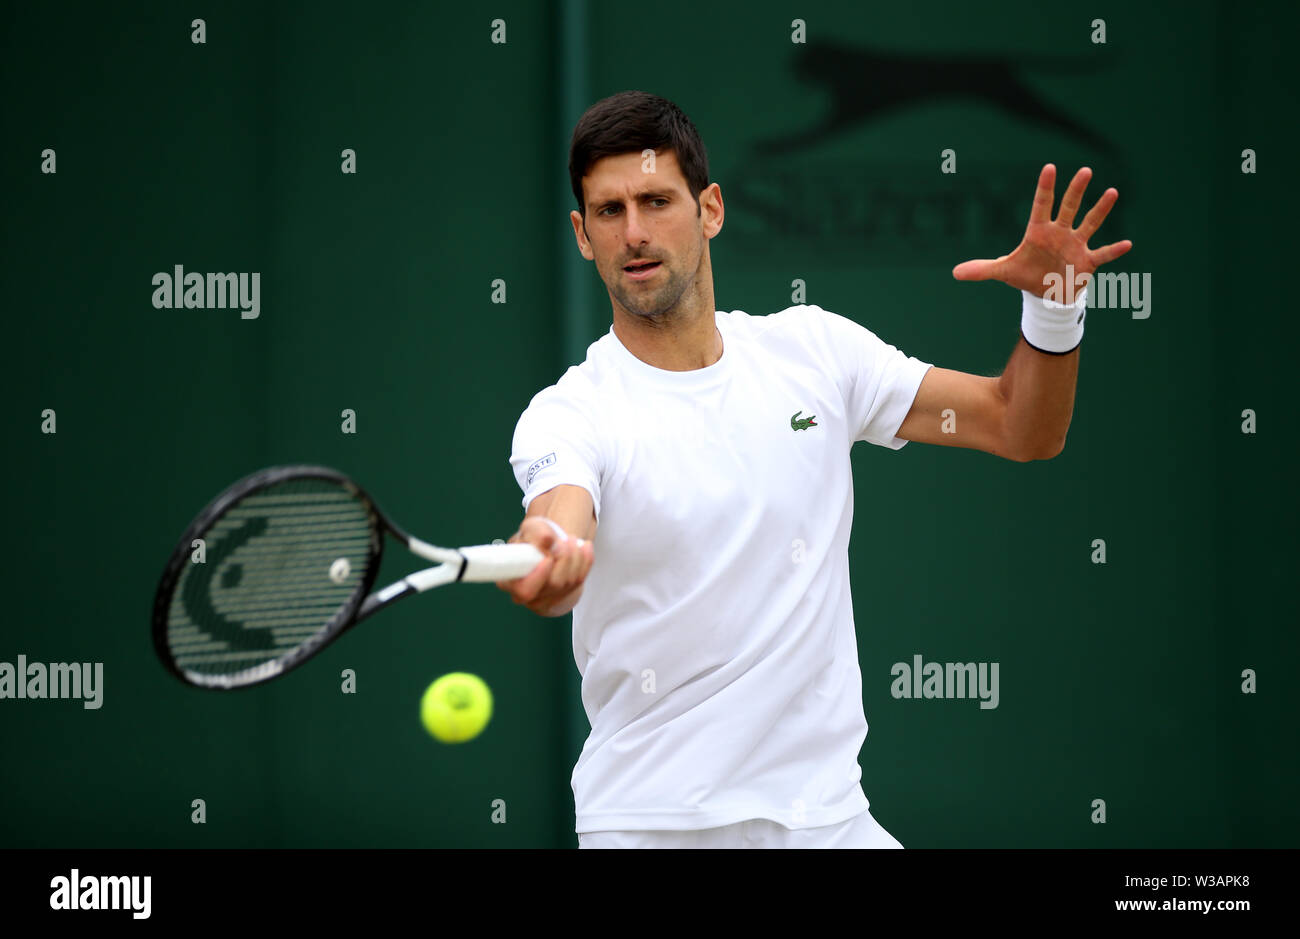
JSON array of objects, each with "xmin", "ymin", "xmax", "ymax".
[
  {"xmin": 701, "ymin": 183, "xmax": 724, "ymax": 240},
  {"xmin": 570, "ymin": 209, "xmax": 595, "ymax": 261}
]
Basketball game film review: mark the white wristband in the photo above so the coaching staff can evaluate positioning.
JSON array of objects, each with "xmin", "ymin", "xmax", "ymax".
[
  {"xmin": 540, "ymin": 517, "xmax": 569, "ymax": 542},
  {"xmin": 1020, "ymin": 286, "xmax": 1087, "ymax": 354},
  {"xmin": 539, "ymin": 516, "xmax": 585, "ymax": 548}
]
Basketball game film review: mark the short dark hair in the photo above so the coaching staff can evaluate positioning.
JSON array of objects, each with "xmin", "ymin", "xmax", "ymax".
[{"xmin": 568, "ymin": 91, "xmax": 710, "ymax": 216}]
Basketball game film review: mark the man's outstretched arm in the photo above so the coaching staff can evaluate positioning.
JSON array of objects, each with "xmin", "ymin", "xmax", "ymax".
[
  {"xmin": 897, "ymin": 341, "xmax": 1077, "ymax": 462},
  {"xmin": 896, "ymin": 163, "xmax": 1131, "ymax": 462}
]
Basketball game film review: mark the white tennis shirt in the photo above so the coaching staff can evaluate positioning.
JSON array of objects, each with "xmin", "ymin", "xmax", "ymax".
[{"xmin": 510, "ymin": 305, "xmax": 932, "ymax": 833}]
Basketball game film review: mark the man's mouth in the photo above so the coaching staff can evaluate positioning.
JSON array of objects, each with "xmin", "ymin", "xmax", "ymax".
[{"xmin": 623, "ymin": 260, "xmax": 662, "ymax": 280}]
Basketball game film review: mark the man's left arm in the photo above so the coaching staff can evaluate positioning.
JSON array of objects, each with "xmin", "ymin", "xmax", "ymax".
[
  {"xmin": 896, "ymin": 163, "xmax": 1132, "ymax": 462},
  {"xmin": 897, "ymin": 339, "xmax": 1077, "ymax": 462}
]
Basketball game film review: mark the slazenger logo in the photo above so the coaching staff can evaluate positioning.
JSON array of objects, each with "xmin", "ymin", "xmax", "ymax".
[
  {"xmin": 50, "ymin": 869, "xmax": 151, "ymax": 919},
  {"xmin": 526, "ymin": 452, "xmax": 556, "ymax": 486}
]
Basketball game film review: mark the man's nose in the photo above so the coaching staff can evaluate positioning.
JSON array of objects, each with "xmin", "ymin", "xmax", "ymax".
[{"xmin": 623, "ymin": 205, "xmax": 649, "ymax": 246}]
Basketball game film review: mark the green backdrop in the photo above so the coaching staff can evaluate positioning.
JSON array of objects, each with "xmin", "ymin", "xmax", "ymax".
[{"xmin": 1, "ymin": 0, "xmax": 1294, "ymax": 848}]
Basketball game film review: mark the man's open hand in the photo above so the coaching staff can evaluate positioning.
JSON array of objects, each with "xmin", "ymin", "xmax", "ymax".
[{"xmin": 952, "ymin": 164, "xmax": 1133, "ymax": 298}]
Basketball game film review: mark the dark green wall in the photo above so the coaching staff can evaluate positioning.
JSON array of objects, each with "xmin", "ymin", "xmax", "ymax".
[{"xmin": 1, "ymin": 0, "xmax": 1294, "ymax": 848}]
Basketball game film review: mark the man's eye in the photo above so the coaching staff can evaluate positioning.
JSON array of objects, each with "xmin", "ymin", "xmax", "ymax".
[
  {"xmin": 599, "ymin": 206, "xmax": 619, "ymax": 216},
  {"xmin": 651, "ymin": 198, "xmax": 668, "ymax": 207}
]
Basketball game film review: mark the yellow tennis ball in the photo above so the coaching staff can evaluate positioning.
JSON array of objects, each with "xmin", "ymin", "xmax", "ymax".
[{"xmin": 420, "ymin": 672, "xmax": 493, "ymax": 743}]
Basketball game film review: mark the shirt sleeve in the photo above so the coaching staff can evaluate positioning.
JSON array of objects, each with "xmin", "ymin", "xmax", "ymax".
[
  {"xmin": 811, "ymin": 305, "xmax": 933, "ymax": 450},
  {"xmin": 509, "ymin": 382, "xmax": 603, "ymax": 519}
]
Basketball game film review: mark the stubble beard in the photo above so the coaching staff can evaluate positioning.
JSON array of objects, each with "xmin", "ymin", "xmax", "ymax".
[{"xmin": 608, "ymin": 247, "xmax": 701, "ymax": 329}]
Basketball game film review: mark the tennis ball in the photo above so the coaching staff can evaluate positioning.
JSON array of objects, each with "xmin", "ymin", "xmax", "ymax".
[
  {"xmin": 329, "ymin": 557, "xmax": 351, "ymax": 584},
  {"xmin": 420, "ymin": 672, "xmax": 493, "ymax": 743}
]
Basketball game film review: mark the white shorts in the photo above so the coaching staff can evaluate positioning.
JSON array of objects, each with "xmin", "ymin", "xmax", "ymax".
[{"xmin": 577, "ymin": 808, "xmax": 903, "ymax": 849}]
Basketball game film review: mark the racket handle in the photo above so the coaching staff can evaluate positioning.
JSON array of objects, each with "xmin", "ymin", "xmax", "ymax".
[{"xmin": 458, "ymin": 543, "xmax": 545, "ymax": 582}]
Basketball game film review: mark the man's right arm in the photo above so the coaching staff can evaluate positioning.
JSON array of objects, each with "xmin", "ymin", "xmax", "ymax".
[{"xmin": 495, "ymin": 484, "xmax": 596, "ymax": 617}]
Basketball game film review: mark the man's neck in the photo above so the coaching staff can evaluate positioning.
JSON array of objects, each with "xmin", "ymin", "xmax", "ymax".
[{"xmin": 612, "ymin": 307, "xmax": 722, "ymax": 371}]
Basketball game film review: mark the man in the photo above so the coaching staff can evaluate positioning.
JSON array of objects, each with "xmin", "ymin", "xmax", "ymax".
[{"xmin": 497, "ymin": 91, "xmax": 1131, "ymax": 849}]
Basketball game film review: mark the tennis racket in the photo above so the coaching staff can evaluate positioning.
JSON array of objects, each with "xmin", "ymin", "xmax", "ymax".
[{"xmin": 151, "ymin": 465, "xmax": 541, "ymax": 691}]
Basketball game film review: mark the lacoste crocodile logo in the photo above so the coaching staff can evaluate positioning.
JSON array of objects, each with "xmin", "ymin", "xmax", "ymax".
[{"xmin": 790, "ymin": 410, "xmax": 818, "ymax": 431}]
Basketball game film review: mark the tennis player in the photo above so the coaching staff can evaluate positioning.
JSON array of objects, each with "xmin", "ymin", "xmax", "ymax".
[{"xmin": 497, "ymin": 91, "xmax": 1130, "ymax": 849}]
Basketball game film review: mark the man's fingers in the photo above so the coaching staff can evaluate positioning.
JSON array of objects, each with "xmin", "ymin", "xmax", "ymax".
[
  {"xmin": 1088, "ymin": 239, "xmax": 1134, "ymax": 267},
  {"xmin": 1028, "ymin": 163, "xmax": 1056, "ymax": 225},
  {"xmin": 521, "ymin": 517, "xmax": 564, "ymax": 553},
  {"xmin": 499, "ymin": 554, "xmax": 555, "ymax": 603},
  {"xmin": 527, "ymin": 538, "xmax": 591, "ymax": 598},
  {"xmin": 952, "ymin": 258, "xmax": 999, "ymax": 281},
  {"xmin": 1054, "ymin": 166, "xmax": 1091, "ymax": 227},
  {"xmin": 549, "ymin": 539, "xmax": 586, "ymax": 591},
  {"xmin": 1076, "ymin": 187, "xmax": 1119, "ymax": 241},
  {"xmin": 565, "ymin": 541, "xmax": 594, "ymax": 590},
  {"xmin": 517, "ymin": 556, "xmax": 556, "ymax": 602}
]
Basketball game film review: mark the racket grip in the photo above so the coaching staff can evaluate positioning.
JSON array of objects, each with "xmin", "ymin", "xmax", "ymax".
[{"xmin": 458, "ymin": 543, "xmax": 545, "ymax": 582}]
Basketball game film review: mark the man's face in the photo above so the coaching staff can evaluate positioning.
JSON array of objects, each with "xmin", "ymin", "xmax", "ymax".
[{"xmin": 571, "ymin": 150, "xmax": 720, "ymax": 321}]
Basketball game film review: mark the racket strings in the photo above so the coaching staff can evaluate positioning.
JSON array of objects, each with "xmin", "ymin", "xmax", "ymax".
[{"xmin": 165, "ymin": 478, "xmax": 377, "ymax": 681}]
